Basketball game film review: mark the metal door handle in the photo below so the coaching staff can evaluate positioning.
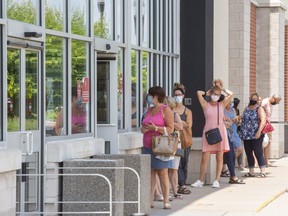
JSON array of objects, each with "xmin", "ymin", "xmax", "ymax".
[{"xmin": 27, "ymin": 132, "xmax": 33, "ymax": 155}]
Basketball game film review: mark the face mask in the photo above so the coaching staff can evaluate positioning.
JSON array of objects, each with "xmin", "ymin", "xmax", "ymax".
[
  {"xmin": 211, "ymin": 94, "xmax": 220, "ymax": 102},
  {"xmin": 147, "ymin": 95, "xmax": 154, "ymax": 106},
  {"xmin": 249, "ymin": 100, "xmax": 257, "ymax": 105},
  {"xmin": 76, "ymin": 98, "xmax": 82, "ymax": 105},
  {"xmin": 271, "ymin": 102, "xmax": 277, "ymax": 105},
  {"xmin": 174, "ymin": 96, "xmax": 183, "ymax": 104}
]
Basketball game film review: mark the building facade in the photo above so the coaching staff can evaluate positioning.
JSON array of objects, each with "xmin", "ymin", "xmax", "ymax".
[{"xmin": 1, "ymin": 0, "xmax": 288, "ymax": 215}]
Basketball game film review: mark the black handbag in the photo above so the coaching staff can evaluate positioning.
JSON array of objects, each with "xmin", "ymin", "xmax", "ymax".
[{"xmin": 205, "ymin": 103, "xmax": 222, "ymax": 145}]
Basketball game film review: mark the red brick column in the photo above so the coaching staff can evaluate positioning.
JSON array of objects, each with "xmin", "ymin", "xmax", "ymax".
[
  {"xmin": 250, "ymin": 3, "xmax": 257, "ymax": 95},
  {"xmin": 285, "ymin": 26, "xmax": 288, "ymax": 122}
]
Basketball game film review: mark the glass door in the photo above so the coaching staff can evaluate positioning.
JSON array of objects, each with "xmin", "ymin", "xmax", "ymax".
[{"xmin": 7, "ymin": 47, "xmax": 42, "ymax": 214}]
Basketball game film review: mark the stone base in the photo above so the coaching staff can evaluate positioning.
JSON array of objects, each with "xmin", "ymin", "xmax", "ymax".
[
  {"xmin": 93, "ymin": 154, "xmax": 151, "ymax": 216},
  {"xmin": 62, "ymin": 159, "xmax": 125, "ymax": 216}
]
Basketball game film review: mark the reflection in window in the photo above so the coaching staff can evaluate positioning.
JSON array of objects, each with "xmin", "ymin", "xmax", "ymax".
[
  {"xmin": 45, "ymin": 0, "xmax": 64, "ymax": 31},
  {"xmin": 131, "ymin": 50, "xmax": 138, "ymax": 127},
  {"xmin": 141, "ymin": 0, "xmax": 149, "ymax": 47},
  {"xmin": 93, "ymin": 0, "xmax": 113, "ymax": 39},
  {"xmin": 45, "ymin": 36, "xmax": 64, "ymax": 136},
  {"xmin": 142, "ymin": 52, "xmax": 148, "ymax": 114},
  {"xmin": 131, "ymin": 0, "xmax": 138, "ymax": 45},
  {"xmin": 25, "ymin": 51, "xmax": 39, "ymax": 130},
  {"xmin": 117, "ymin": 49, "xmax": 124, "ymax": 129},
  {"xmin": 71, "ymin": 0, "xmax": 88, "ymax": 36},
  {"xmin": 7, "ymin": 49, "xmax": 20, "ymax": 131},
  {"xmin": 115, "ymin": 0, "xmax": 124, "ymax": 42},
  {"xmin": 71, "ymin": 40, "xmax": 90, "ymax": 134},
  {"xmin": 7, "ymin": 0, "xmax": 37, "ymax": 25},
  {"xmin": 97, "ymin": 61, "xmax": 110, "ymax": 124}
]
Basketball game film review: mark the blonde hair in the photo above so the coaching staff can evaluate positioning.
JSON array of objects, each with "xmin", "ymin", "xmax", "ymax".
[
  {"xmin": 173, "ymin": 82, "xmax": 186, "ymax": 94},
  {"xmin": 164, "ymin": 96, "xmax": 176, "ymax": 110}
]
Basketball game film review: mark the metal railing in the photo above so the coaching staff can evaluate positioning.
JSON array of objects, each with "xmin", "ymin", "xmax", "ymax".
[{"xmin": 16, "ymin": 166, "xmax": 142, "ymax": 215}]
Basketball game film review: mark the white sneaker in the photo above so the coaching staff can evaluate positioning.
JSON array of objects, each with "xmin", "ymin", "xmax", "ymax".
[
  {"xmin": 191, "ymin": 180, "xmax": 204, "ymax": 188},
  {"xmin": 212, "ymin": 180, "xmax": 220, "ymax": 188}
]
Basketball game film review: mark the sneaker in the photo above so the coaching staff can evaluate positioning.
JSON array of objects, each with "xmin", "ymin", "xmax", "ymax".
[
  {"xmin": 212, "ymin": 180, "xmax": 220, "ymax": 188},
  {"xmin": 191, "ymin": 180, "xmax": 204, "ymax": 188}
]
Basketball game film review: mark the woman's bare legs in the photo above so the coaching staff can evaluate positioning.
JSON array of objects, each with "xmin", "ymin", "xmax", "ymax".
[
  {"xmin": 168, "ymin": 169, "xmax": 178, "ymax": 196},
  {"xmin": 150, "ymin": 169, "xmax": 157, "ymax": 207},
  {"xmin": 157, "ymin": 168, "xmax": 170, "ymax": 205},
  {"xmin": 199, "ymin": 152, "xmax": 210, "ymax": 182},
  {"xmin": 216, "ymin": 151, "xmax": 224, "ymax": 181}
]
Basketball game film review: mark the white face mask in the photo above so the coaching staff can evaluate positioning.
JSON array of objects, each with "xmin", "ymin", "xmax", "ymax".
[
  {"xmin": 211, "ymin": 94, "xmax": 220, "ymax": 102},
  {"xmin": 174, "ymin": 96, "xmax": 183, "ymax": 104}
]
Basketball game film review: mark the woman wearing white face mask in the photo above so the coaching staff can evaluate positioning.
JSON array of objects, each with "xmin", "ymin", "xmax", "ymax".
[
  {"xmin": 191, "ymin": 85, "xmax": 233, "ymax": 188},
  {"xmin": 173, "ymin": 83, "xmax": 193, "ymax": 195}
]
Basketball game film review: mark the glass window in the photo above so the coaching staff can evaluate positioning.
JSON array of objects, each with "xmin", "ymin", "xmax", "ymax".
[
  {"xmin": 117, "ymin": 48, "xmax": 124, "ymax": 129},
  {"xmin": 7, "ymin": 0, "xmax": 38, "ymax": 25},
  {"xmin": 152, "ymin": 0, "xmax": 158, "ymax": 49},
  {"xmin": 131, "ymin": 0, "xmax": 138, "ymax": 45},
  {"xmin": 71, "ymin": 40, "xmax": 91, "ymax": 134},
  {"xmin": 71, "ymin": 0, "xmax": 88, "ymax": 36},
  {"xmin": 93, "ymin": 0, "xmax": 114, "ymax": 40},
  {"xmin": 7, "ymin": 48, "xmax": 20, "ymax": 131},
  {"xmin": 45, "ymin": 36, "xmax": 64, "ymax": 136},
  {"xmin": 0, "ymin": 28, "xmax": 2, "ymax": 142},
  {"xmin": 45, "ymin": 0, "xmax": 65, "ymax": 31},
  {"xmin": 115, "ymin": 0, "xmax": 124, "ymax": 42},
  {"xmin": 141, "ymin": 0, "xmax": 149, "ymax": 47},
  {"xmin": 131, "ymin": 49, "xmax": 138, "ymax": 127},
  {"xmin": 142, "ymin": 51, "xmax": 148, "ymax": 114}
]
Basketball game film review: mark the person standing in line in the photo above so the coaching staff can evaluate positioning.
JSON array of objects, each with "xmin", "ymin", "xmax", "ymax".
[
  {"xmin": 173, "ymin": 83, "xmax": 193, "ymax": 195},
  {"xmin": 191, "ymin": 85, "xmax": 233, "ymax": 188},
  {"xmin": 239, "ymin": 93, "xmax": 267, "ymax": 177},
  {"xmin": 261, "ymin": 94, "xmax": 281, "ymax": 167},
  {"xmin": 164, "ymin": 96, "xmax": 184, "ymax": 200},
  {"xmin": 141, "ymin": 86, "xmax": 174, "ymax": 209},
  {"xmin": 232, "ymin": 98, "xmax": 245, "ymax": 170},
  {"xmin": 223, "ymin": 101, "xmax": 245, "ymax": 184}
]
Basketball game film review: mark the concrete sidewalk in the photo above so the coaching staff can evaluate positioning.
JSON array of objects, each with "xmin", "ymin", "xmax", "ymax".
[{"xmin": 150, "ymin": 155, "xmax": 288, "ymax": 216}]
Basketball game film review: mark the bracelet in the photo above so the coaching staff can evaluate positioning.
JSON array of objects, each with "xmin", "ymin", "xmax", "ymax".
[{"xmin": 155, "ymin": 126, "xmax": 158, "ymax": 132}]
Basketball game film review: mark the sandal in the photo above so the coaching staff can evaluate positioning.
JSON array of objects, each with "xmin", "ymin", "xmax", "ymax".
[
  {"xmin": 229, "ymin": 178, "xmax": 245, "ymax": 184},
  {"xmin": 177, "ymin": 186, "xmax": 191, "ymax": 194},
  {"xmin": 154, "ymin": 195, "xmax": 164, "ymax": 201},
  {"xmin": 257, "ymin": 173, "xmax": 266, "ymax": 178},
  {"xmin": 163, "ymin": 202, "xmax": 171, "ymax": 209},
  {"xmin": 174, "ymin": 194, "xmax": 183, "ymax": 199},
  {"xmin": 220, "ymin": 170, "xmax": 230, "ymax": 177},
  {"xmin": 243, "ymin": 173, "xmax": 255, "ymax": 177}
]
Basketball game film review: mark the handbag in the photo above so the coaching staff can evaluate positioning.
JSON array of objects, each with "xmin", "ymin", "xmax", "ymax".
[
  {"xmin": 152, "ymin": 127, "xmax": 178, "ymax": 156},
  {"xmin": 175, "ymin": 148, "xmax": 185, "ymax": 157},
  {"xmin": 205, "ymin": 103, "xmax": 222, "ymax": 145},
  {"xmin": 262, "ymin": 121, "xmax": 274, "ymax": 134}
]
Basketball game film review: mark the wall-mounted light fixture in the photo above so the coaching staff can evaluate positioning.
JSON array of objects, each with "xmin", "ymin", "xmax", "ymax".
[
  {"xmin": 24, "ymin": 32, "xmax": 42, "ymax": 38},
  {"xmin": 106, "ymin": 44, "xmax": 111, "ymax": 50}
]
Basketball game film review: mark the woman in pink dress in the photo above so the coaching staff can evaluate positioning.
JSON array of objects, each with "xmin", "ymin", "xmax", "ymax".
[{"xmin": 191, "ymin": 85, "xmax": 232, "ymax": 188}]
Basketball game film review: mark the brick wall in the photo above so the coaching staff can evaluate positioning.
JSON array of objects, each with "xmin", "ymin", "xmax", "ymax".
[
  {"xmin": 250, "ymin": 3, "xmax": 256, "ymax": 95},
  {"xmin": 285, "ymin": 26, "xmax": 288, "ymax": 122}
]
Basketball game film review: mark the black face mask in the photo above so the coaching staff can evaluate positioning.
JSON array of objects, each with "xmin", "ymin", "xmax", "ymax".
[
  {"xmin": 271, "ymin": 102, "xmax": 277, "ymax": 105},
  {"xmin": 249, "ymin": 100, "xmax": 257, "ymax": 106}
]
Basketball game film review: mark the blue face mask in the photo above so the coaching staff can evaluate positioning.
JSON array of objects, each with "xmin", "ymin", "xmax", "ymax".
[
  {"xmin": 174, "ymin": 96, "xmax": 183, "ymax": 104},
  {"xmin": 147, "ymin": 95, "xmax": 154, "ymax": 106}
]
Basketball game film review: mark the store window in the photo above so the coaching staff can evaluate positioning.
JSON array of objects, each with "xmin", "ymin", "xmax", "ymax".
[
  {"xmin": 45, "ymin": 0, "xmax": 65, "ymax": 31},
  {"xmin": 71, "ymin": 0, "xmax": 88, "ymax": 36},
  {"xmin": 7, "ymin": 0, "xmax": 38, "ymax": 25},
  {"xmin": 131, "ymin": 49, "xmax": 138, "ymax": 128},
  {"xmin": 141, "ymin": 0, "xmax": 149, "ymax": 47},
  {"xmin": 117, "ymin": 48, "xmax": 124, "ymax": 129},
  {"xmin": 45, "ymin": 36, "xmax": 64, "ymax": 136},
  {"xmin": 71, "ymin": 40, "xmax": 91, "ymax": 134},
  {"xmin": 93, "ymin": 0, "xmax": 114, "ymax": 40},
  {"xmin": 131, "ymin": 0, "xmax": 138, "ymax": 45},
  {"xmin": 142, "ymin": 51, "xmax": 149, "ymax": 113},
  {"xmin": 115, "ymin": 0, "xmax": 124, "ymax": 42}
]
